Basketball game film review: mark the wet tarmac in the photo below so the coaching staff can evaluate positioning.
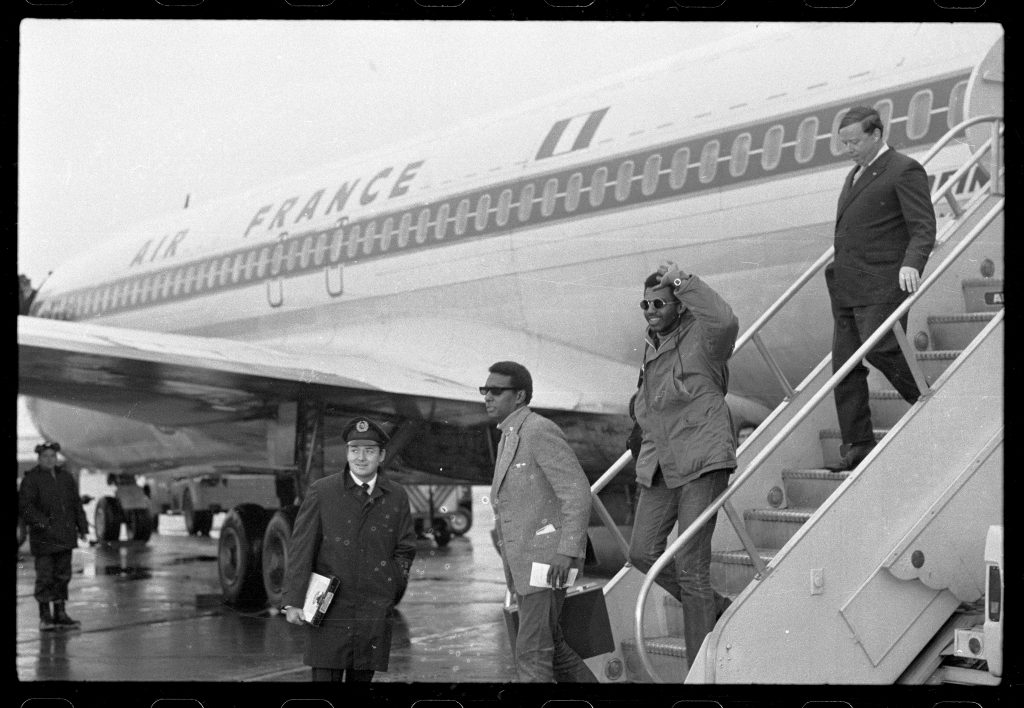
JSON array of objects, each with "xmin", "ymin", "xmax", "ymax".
[{"xmin": 16, "ymin": 483, "xmax": 520, "ymax": 684}]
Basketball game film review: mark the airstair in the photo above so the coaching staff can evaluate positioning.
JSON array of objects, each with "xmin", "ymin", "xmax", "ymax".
[{"xmin": 578, "ymin": 72, "xmax": 1004, "ymax": 683}]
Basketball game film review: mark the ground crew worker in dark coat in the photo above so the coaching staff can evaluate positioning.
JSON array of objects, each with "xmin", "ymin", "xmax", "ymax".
[
  {"xmin": 18, "ymin": 441, "xmax": 89, "ymax": 631},
  {"xmin": 283, "ymin": 417, "xmax": 417, "ymax": 682}
]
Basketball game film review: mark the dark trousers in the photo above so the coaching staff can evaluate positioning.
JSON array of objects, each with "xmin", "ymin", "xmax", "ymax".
[
  {"xmin": 628, "ymin": 468, "xmax": 729, "ymax": 668},
  {"xmin": 311, "ymin": 667, "xmax": 374, "ymax": 682},
  {"xmin": 515, "ymin": 588, "xmax": 598, "ymax": 683},
  {"xmin": 34, "ymin": 549, "xmax": 73, "ymax": 604},
  {"xmin": 831, "ymin": 301, "xmax": 921, "ymax": 447}
]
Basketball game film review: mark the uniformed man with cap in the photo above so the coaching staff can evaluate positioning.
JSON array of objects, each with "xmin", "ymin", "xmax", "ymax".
[
  {"xmin": 282, "ymin": 416, "xmax": 417, "ymax": 682},
  {"xmin": 18, "ymin": 441, "xmax": 89, "ymax": 631}
]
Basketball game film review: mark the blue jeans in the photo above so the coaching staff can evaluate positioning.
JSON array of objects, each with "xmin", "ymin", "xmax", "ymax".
[
  {"xmin": 628, "ymin": 468, "xmax": 729, "ymax": 667},
  {"xmin": 515, "ymin": 588, "xmax": 597, "ymax": 683}
]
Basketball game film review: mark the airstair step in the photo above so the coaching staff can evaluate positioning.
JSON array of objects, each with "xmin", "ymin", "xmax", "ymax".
[
  {"xmin": 869, "ymin": 389, "xmax": 911, "ymax": 428},
  {"xmin": 711, "ymin": 547, "xmax": 776, "ymax": 595},
  {"xmin": 819, "ymin": 429, "xmax": 886, "ymax": 469},
  {"xmin": 927, "ymin": 312, "xmax": 996, "ymax": 350},
  {"xmin": 743, "ymin": 507, "xmax": 816, "ymax": 548},
  {"xmin": 915, "ymin": 350, "xmax": 960, "ymax": 385},
  {"xmin": 621, "ymin": 636, "xmax": 689, "ymax": 682},
  {"xmin": 961, "ymin": 278, "xmax": 1004, "ymax": 313},
  {"xmin": 782, "ymin": 468, "xmax": 850, "ymax": 507}
]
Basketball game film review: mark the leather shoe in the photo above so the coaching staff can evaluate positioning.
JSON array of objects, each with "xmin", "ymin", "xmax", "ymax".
[{"xmin": 829, "ymin": 442, "xmax": 876, "ymax": 472}]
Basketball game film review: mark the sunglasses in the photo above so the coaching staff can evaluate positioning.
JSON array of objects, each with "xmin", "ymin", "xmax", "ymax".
[
  {"xmin": 479, "ymin": 386, "xmax": 517, "ymax": 396},
  {"xmin": 639, "ymin": 298, "xmax": 678, "ymax": 311}
]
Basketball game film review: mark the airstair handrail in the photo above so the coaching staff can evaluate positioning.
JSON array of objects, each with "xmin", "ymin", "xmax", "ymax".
[
  {"xmin": 731, "ymin": 114, "xmax": 1004, "ymax": 398},
  {"xmin": 633, "ymin": 196, "xmax": 1004, "ymax": 682},
  {"xmin": 588, "ymin": 449, "xmax": 635, "ymax": 561}
]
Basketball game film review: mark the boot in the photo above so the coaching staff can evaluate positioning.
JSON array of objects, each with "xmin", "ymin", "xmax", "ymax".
[
  {"xmin": 38, "ymin": 602, "xmax": 56, "ymax": 631},
  {"xmin": 52, "ymin": 600, "xmax": 81, "ymax": 629}
]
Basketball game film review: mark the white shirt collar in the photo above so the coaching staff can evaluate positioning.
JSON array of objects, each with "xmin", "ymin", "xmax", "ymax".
[
  {"xmin": 349, "ymin": 471, "xmax": 377, "ymax": 494},
  {"xmin": 865, "ymin": 142, "xmax": 889, "ymax": 168}
]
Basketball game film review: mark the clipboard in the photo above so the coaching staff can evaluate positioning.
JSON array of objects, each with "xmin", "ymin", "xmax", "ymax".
[{"xmin": 302, "ymin": 571, "xmax": 340, "ymax": 626}]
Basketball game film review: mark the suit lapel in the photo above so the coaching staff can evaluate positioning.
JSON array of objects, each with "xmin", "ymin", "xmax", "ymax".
[
  {"xmin": 491, "ymin": 412, "xmax": 527, "ymax": 497},
  {"xmin": 837, "ymin": 150, "xmax": 894, "ymax": 221}
]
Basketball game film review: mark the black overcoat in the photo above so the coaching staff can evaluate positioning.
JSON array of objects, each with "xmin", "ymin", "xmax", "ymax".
[
  {"xmin": 18, "ymin": 465, "xmax": 88, "ymax": 556},
  {"xmin": 283, "ymin": 471, "xmax": 416, "ymax": 671}
]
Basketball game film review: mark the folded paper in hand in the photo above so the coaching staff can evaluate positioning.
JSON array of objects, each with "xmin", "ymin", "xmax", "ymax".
[
  {"xmin": 529, "ymin": 562, "xmax": 578, "ymax": 588},
  {"xmin": 303, "ymin": 572, "xmax": 339, "ymax": 626}
]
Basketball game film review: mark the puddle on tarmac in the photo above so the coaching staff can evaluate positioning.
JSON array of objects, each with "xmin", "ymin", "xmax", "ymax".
[
  {"xmin": 99, "ymin": 565, "xmax": 153, "ymax": 579},
  {"xmin": 166, "ymin": 555, "xmax": 218, "ymax": 565}
]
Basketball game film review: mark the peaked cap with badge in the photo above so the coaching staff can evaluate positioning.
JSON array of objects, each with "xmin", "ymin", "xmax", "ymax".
[{"xmin": 343, "ymin": 417, "xmax": 390, "ymax": 446}]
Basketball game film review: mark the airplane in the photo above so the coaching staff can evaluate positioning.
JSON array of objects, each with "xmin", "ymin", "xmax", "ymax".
[{"xmin": 18, "ymin": 22, "xmax": 1003, "ymax": 609}]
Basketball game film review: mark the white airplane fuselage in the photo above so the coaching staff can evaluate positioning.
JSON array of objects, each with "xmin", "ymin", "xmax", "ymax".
[{"xmin": 23, "ymin": 23, "xmax": 1001, "ymax": 479}]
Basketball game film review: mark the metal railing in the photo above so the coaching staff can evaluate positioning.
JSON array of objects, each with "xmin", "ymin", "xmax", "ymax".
[
  {"xmin": 633, "ymin": 197, "xmax": 1002, "ymax": 681},
  {"xmin": 586, "ymin": 114, "xmax": 1005, "ymax": 682}
]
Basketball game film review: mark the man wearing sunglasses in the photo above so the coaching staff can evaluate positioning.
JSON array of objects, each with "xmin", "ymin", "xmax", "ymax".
[
  {"xmin": 482, "ymin": 361, "xmax": 596, "ymax": 683},
  {"xmin": 629, "ymin": 260, "xmax": 739, "ymax": 671}
]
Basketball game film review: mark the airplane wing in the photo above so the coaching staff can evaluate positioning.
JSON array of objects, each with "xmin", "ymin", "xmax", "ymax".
[{"xmin": 18, "ymin": 315, "xmax": 637, "ymax": 430}]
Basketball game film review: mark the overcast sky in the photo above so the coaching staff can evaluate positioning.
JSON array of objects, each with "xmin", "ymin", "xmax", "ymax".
[{"xmin": 17, "ymin": 20, "xmax": 770, "ymax": 287}]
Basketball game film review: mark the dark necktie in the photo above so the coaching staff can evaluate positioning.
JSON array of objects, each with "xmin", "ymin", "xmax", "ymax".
[{"xmin": 361, "ymin": 483, "xmax": 370, "ymax": 497}]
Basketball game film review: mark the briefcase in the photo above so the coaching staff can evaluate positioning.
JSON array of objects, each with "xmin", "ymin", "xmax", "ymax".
[
  {"xmin": 502, "ymin": 582, "xmax": 615, "ymax": 659},
  {"xmin": 303, "ymin": 572, "xmax": 340, "ymax": 627}
]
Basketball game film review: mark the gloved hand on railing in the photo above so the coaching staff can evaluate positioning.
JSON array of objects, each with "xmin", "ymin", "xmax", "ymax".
[{"xmin": 627, "ymin": 421, "xmax": 642, "ymax": 460}]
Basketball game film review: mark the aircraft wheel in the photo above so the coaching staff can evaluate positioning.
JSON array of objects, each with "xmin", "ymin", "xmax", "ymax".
[
  {"xmin": 183, "ymin": 490, "xmax": 214, "ymax": 536},
  {"xmin": 261, "ymin": 507, "xmax": 297, "ymax": 609},
  {"xmin": 448, "ymin": 506, "xmax": 472, "ymax": 536},
  {"xmin": 126, "ymin": 508, "xmax": 153, "ymax": 542},
  {"xmin": 432, "ymin": 518, "xmax": 451, "ymax": 548},
  {"xmin": 218, "ymin": 504, "xmax": 271, "ymax": 605},
  {"xmin": 95, "ymin": 497, "xmax": 123, "ymax": 542}
]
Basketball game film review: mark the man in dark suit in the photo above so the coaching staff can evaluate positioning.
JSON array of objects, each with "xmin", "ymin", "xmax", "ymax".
[
  {"xmin": 283, "ymin": 417, "xmax": 417, "ymax": 682},
  {"xmin": 483, "ymin": 360, "xmax": 596, "ymax": 682},
  {"xmin": 826, "ymin": 106, "xmax": 936, "ymax": 470}
]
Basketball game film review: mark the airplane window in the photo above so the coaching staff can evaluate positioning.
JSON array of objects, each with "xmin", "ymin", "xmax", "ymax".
[
  {"xmin": 129, "ymin": 279, "xmax": 141, "ymax": 305},
  {"xmin": 670, "ymin": 148, "xmax": 690, "ymax": 189},
  {"xmin": 194, "ymin": 261, "xmax": 208, "ymax": 293},
  {"xmin": 256, "ymin": 248, "xmax": 271, "ymax": 277},
  {"xmin": 794, "ymin": 117, "xmax": 818, "ymax": 164},
  {"xmin": 829, "ymin": 110, "xmax": 848, "ymax": 156},
  {"xmin": 947, "ymin": 81, "xmax": 968, "ymax": 128},
  {"xmin": 299, "ymin": 236, "xmax": 314, "ymax": 268},
  {"xmin": 346, "ymin": 224, "xmax": 362, "ymax": 258},
  {"xmin": 363, "ymin": 221, "xmax": 378, "ymax": 255},
  {"xmin": 873, "ymin": 99, "xmax": 894, "ymax": 140},
  {"xmin": 246, "ymin": 247, "xmax": 261, "ymax": 277},
  {"xmin": 475, "ymin": 194, "xmax": 491, "ymax": 230},
  {"xmin": 518, "ymin": 184, "xmax": 535, "ymax": 222},
  {"xmin": 416, "ymin": 208, "xmax": 430, "ymax": 244},
  {"xmin": 565, "ymin": 173, "xmax": 582, "ymax": 212},
  {"xmin": 435, "ymin": 203, "xmax": 450, "ymax": 240},
  {"xmin": 455, "ymin": 199, "xmax": 470, "ymax": 235},
  {"xmin": 328, "ymin": 226, "xmax": 345, "ymax": 263},
  {"xmin": 699, "ymin": 141, "xmax": 719, "ymax": 183},
  {"xmin": 231, "ymin": 253, "xmax": 245, "ymax": 282},
  {"xmin": 220, "ymin": 255, "xmax": 234, "ymax": 284},
  {"xmin": 541, "ymin": 178, "xmax": 559, "ymax": 217},
  {"xmin": 284, "ymin": 239, "xmax": 300, "ymax": 272},
  {"xmin": 271, "ymin": 242, "xmax": 285, "ymax": 275},
  {"xmin": 172, "ymin": 268, "xmax": 185, "ymax": 296},
  {"xmin": 157, "ymin": 274, "xmax": 171, "ymax": 301},
  {"xmin": 496, "ymin": 189, "xmax": 512, "ymax": 226},
  {"xmin": 397, "ymin": 213, "xmax": 412, "ymax": 248},
  {"xmin": 183, "ymin": 265, "xmax": 196, "ymax": 293},
  {"xmin": 907, "ymin": 90, "xmax": 934, "ymax": 140},
  {"xmin": 313, "ymin": 231, "xmax": 329, "ymax": 266},
  {"xmin": 730, "ymin": 133, "xmax": 752, "ymax": 177},
  {"xmin": 380, "ymin": 217, "xmax": 394, "ymax": 251},
  {"xmin": 642, "ymin": 154, "xmax": 662, "ymax": 196},
  {"xmin": 589, "ymin": 166, "xmax": 608, "ymax": 207},
  {"xmin": 99, "ymin": 286, "xmax": 111, "ymax": 311},
  {"xmin": 615, "ymin": 160, "xmax": 635, "ymax": 202}
]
